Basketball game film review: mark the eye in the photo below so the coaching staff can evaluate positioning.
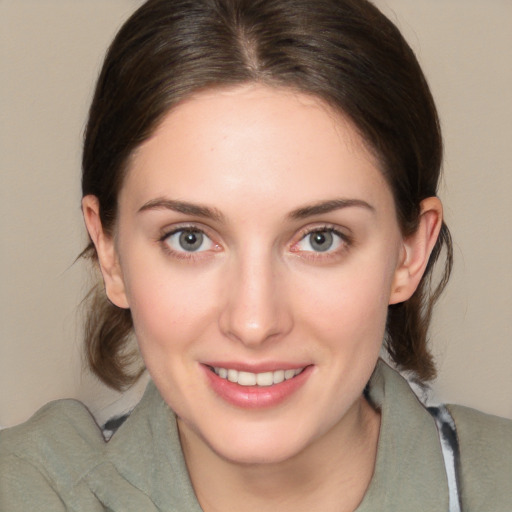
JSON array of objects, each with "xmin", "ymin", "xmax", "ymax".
[
  {"xmin": 163, "ymin": 228, "xmax": 215, "ymax": 253},
  {"xmin": 294, "ymin": 228, "xmax": 346, "ymax": 253}
]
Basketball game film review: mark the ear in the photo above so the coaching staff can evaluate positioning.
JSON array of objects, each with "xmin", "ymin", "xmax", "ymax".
[
  {"xmin": 389, "ymin": 197, "xmax": 443, "ymax": 305},
  {"xmin": 82, "ymin": 195, "xmax": 129, "ymax": 309}
]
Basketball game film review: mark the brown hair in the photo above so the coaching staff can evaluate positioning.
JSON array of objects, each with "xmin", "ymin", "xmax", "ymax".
[{"xmin": 82, "ymin": 0, "xmax": 452, "ymax": 389}]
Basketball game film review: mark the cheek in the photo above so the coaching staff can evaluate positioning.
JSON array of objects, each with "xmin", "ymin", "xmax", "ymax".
[
  {"xmin": 122, "ymin": 260, "xmax": 219, "ymax": 355},
  {"xmin": 298, "ymin": 256, "xmax": 394, "ymax": 328}
]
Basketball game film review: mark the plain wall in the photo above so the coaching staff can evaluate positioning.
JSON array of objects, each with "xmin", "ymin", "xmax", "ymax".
[{"xmin": 1, "ymin": 0, "xmax": 511, "ymax": 427}]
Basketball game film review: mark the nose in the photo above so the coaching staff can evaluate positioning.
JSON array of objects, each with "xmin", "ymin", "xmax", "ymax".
[{"xmin": 219, "ymin": 250, "xmax": 293, "ymax": 348}]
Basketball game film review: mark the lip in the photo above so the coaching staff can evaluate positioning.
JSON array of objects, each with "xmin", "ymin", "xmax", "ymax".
[
  {"xmin": 202, "ymin": 363, "xmax": 313, "ymax": 409},
  {"xmin": 204, "ymin": 361, "xmax": 308, "ymax": 373}
]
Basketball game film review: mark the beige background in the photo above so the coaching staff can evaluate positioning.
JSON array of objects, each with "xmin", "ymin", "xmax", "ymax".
[{"xmin": 1, "ymin": 0, "xmax": 511, "ymax": 428}]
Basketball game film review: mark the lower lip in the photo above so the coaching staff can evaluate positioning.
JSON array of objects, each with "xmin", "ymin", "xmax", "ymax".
[{"xmin": 203, "ymin": 365, "xmax": 313, "ymax": 409}]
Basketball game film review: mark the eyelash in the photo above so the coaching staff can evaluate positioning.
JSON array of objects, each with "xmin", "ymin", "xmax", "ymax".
[
  {"xmin": 158, "ymin": 225, "xmax": 217, "ymax": 261},
  {"xmin": 291, "ymin": 226, "xmax": 352, "ymax": 261},
  {"xmin": 157, "ymin": 224, "xmax": 352, "ymax": 262}
]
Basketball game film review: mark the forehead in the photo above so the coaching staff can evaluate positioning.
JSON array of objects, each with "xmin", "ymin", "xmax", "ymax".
[{"xmin": 121, "ymin": 84, "xmax": 393, "ymax": 215}]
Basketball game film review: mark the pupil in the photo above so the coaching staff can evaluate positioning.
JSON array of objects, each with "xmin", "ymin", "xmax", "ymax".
[
  {"xmin": 179, "ymin": 230, "xmax": 203, "ymax": 251},
  {"xmin": 311, "ymin": 231, "xmax": 333, "ymax": 252}
]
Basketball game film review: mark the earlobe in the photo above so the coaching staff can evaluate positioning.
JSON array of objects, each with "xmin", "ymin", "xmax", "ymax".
[
  {"xmin": 82, "ymin": 195, "xmax": 129, "ymax": 309},
  {"xmin": 389, "ymin": 197, "xmax": 443, "ymax": 305}
]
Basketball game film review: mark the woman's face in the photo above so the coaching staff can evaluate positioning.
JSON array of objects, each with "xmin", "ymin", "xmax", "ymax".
[{"xmin": 107, "ymin": 85, "xmax": 408, "ymax": 464}]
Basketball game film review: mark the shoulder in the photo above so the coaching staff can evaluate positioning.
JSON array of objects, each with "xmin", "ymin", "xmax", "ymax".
[
  {"xmin": 447, "ymin": 404, "xmax": 512, "ymax": 512},
  {"xmin": 0, "ymin": 383, "xmax": 191, "ymax": 511},
  {"xmin": 1, "ymin": 397, "xmax": 105, "ymax": 461},
  {"xmin": 0, "ymin": 398, "xmax": 105, "ymax": 510}
]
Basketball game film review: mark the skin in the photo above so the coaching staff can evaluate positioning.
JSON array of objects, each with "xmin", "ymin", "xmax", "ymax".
[{"xmin": 83, "ymin": 84, "xmax": 442, "ymax": 512}]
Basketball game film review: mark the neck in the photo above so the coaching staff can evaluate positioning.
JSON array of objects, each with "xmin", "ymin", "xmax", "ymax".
[{"xmin": 178, "ymin": 396, "xmax": 380, "ymax": 512}]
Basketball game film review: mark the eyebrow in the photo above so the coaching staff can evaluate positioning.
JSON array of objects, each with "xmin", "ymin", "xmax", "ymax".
[
  {"xmin": 138, "ymin": 198, "xmax": 225, "ymax": 222},
  {"xmin": 288, "ymin": 198, "xmax": 375, "ymax": 219},
  {"xmin": 138, "ymin": 197, "xmax": 374, "ymax": 222}
]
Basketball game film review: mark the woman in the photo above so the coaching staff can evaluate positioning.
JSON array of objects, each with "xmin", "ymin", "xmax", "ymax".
[{"xmin": 1, "ymin": 0, "xmax": 510, "ymax": 510}]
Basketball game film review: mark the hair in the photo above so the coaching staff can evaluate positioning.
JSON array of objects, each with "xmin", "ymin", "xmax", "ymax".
[{"xmin": 82, "ymin": 0, "xmax": 452, "ymax": 389}]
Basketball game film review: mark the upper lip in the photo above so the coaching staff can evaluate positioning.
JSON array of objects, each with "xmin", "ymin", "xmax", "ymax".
[{"xmin": 202, "ymin": 361, "xmax": 310, "ymax": 373}]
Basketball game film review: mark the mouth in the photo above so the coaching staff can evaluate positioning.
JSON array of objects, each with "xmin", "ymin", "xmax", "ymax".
[
  {"xmin": 209, "ymin": 366, "xmax": 305, "ymax": 387},
  {"xmin": 203, "ymin": 363, "xmax": 312, "ymax": 408}
]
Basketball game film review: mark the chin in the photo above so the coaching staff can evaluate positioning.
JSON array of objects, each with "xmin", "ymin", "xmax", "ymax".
[
  {"xmin": 194, "ymin": 415, "xmax": 323, "ymax": 466},
  {"xmin": 214, "ymin": 437, "xmax": 308, "ymax": 466}
]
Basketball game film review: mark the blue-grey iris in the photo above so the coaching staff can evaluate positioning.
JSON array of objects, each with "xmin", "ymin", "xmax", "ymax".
[
  {"xmin": 179, "ymin": 230, "xmax": 203, "ymax": 251},
  {"xmin": 310, "ymin": 231, "xmax": 333, "ymax": 252}
]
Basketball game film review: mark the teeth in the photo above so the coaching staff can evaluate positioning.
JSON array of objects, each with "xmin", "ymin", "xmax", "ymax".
[
  {"xmin": 273, "ymin": 370, "xmax": 285, "ymax": 384},
  {"xmin": 284, "ymin": 369, "xmax": 296, "ymax": 380},
  {"xmin": 257, "ymin": 371, "xmax": 273, "ymax": 386},
  {"xmin": 213, "ymin": 367, "xmax": 304, "ymax": 387},
  {"xmin": 238, "ymin": 371, "xmax": 256, "ymax": 386}
]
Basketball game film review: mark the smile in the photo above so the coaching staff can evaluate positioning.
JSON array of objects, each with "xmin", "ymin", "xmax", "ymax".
[{"xmin": 211, "ymin": 367, "xmax": 305, "ymax": 387}]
